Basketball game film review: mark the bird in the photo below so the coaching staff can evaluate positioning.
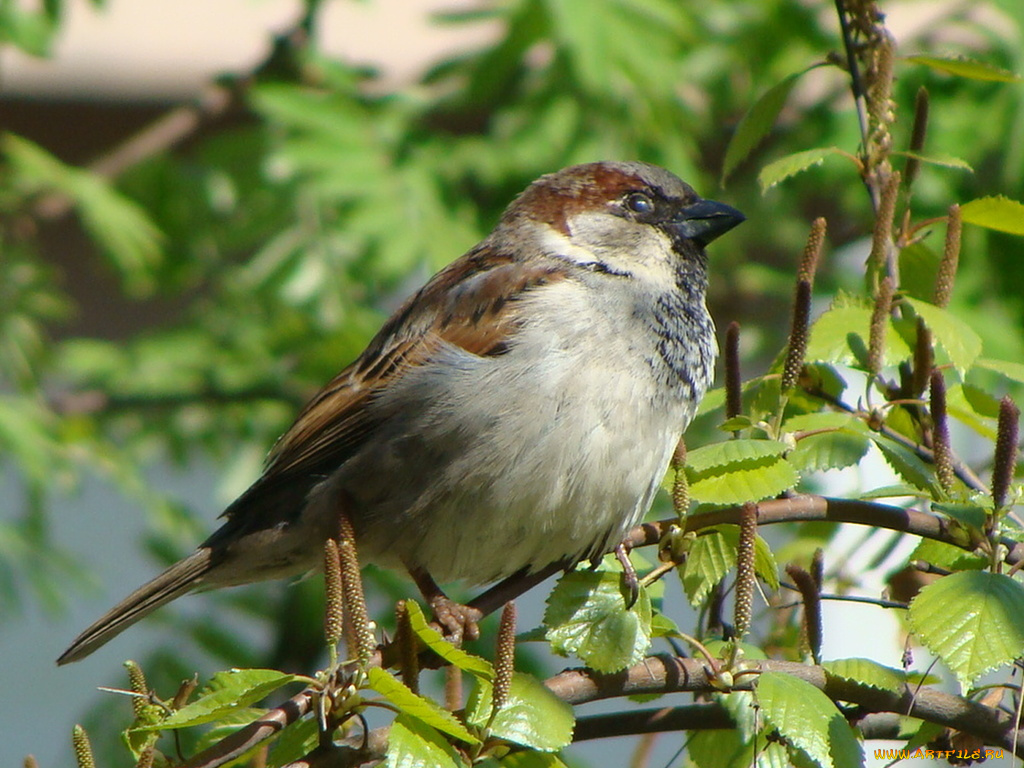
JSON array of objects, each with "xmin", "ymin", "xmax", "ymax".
[{"xmin": 57, "ymin": 161, "xmax": 744, "ymax": 665}]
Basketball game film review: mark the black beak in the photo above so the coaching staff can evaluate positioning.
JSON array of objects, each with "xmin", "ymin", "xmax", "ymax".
[{"xmin": 668, "ymin": 199, "xmax": 745, "ymax": 247}]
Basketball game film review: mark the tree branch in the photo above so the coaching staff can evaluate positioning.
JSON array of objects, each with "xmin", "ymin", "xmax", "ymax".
[{"xmin": 546, "ymin": 656, "xmax": 1024, "ymax": 755}]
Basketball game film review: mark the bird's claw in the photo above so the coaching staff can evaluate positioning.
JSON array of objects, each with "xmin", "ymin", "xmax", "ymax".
[
  {"xmin": 615, "ymin": 542, "xmax": 639, "ymax": 608},
  {"xmin": 430, "ymin": 595, "xmax": 483, "ymax": 646}
]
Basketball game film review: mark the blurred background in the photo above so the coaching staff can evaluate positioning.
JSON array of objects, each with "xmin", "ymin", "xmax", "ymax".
[{"xmin": 2, "ymin": 0, "xmax": 1023, "ymax": 766}]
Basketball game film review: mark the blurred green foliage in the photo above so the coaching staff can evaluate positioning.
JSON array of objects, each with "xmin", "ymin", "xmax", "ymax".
[{"xmin": 3, "ymin": 0, "xmax": 1024, "ymax": 764}]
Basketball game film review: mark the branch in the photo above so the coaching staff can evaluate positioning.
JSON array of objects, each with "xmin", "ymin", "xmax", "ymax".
[
  {"xmin": 546, "ymin": 656, "xmax": 1024, "ymax": 755},
  {"xmin": 181, "ymin": 690, "xmax": 313, "ymax": 768},
  {"xmin": 628, "ymin": 494, "xmax": 980, "ymax": 555},
  {"xmin": 276, "ymin": 657, "xmax": 1021, "ymax": 767},
  {"xmin": 573, "ymin": 707, "xmax": 904, "ymax": 743}
]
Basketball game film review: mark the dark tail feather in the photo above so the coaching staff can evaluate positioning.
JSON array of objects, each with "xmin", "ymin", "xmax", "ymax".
[{"xmin": 57, "ymin": 549, "xmax": 213, "ymax": 665}]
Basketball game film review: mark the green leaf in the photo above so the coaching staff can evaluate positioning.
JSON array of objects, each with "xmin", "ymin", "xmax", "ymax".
[
  {"xmin": 466, "ymin": 672, "xmax": 574, "ymax": 751},
  {"xmin": 689, "ymin": 708, "xmax": 792, "ymax": 768},
  {"xmin": 688, "ymin": 729, "xmax": 755, "ymax": 768},
  {"xmin": 0, "ymin": 395, "xmax": 62, "ymax": 484},
  {"xmin": 703, "ymin": 640, "xmax": 769, "ymax": 662},
  {"xmin": 189, "ymin": 708, "xmax": 267, "ymax": 755},
  {"xmin": 960, "ymin": 196, "xmax": 1024, "ymax": 236},
  {"xmin": 909, "ymin": 538, "xmax": 986, "ymax": 571},
  {"xmin": 687, "ymin": 455, "xmax": 799, "ymax": 505},
  {"xmin": 822, "ymin": 658, "xmax": 908, "ymax": 694},
  {"xmin": 904, "ymin": 298, "xmax": 982, "ymax": 375},
  {"xmin": 650, "ymin": 611, "xmax": 681, "ymax": 637},
  {"xmin": 908, "ymin": 571, "xmax": 1024, "ymax": 687},
  {"xmin": 367, "ymin": 668, "xmax": 480, "ymax": 745},
  {"xmin": 800, "ymin": 363, "xmax": 849, "ymax": 401},
  {"xmin": 902, "ymin": 720, "xmax": 947, "ymax": 756},
  {"xmin": 929, "ymin": 502, "xmax": 988, "ymax": 530},
  {"xmin": 716, "ymin": 689, "xmax": 760, "ymax": 742},
  {"xmin": 72, "ymin": 174, "xmax": 165, "ymax": 294},
  {"xmin": 755, "ymin": 536, "xmax": 781, "ymax": 591},
  {"xmin": 789, "ymin": 430, "xmax": 870, "ymax": 473},
  {"xmin": 805, "ymin": 299, "xmax": 913, "ymax": 369},
  {"xmin": 975, "ymin": 357, "xmax": 1024, "ymax": 383},
  {"xmin": 544, "ymin": 570, "xmax": 652, "ymax": 672},
  {"xmin": 898, "ymin": 241, "xmax": 941, "ymax": 302},
  {"xmin": 722, "ymin": 70, "xmax": 809, "ymax": 184},
  {"xmin": 0, "ymin": 3, "xmax": 56, "ymax": 55},
  {"xmin": 946, "ymin": 383, "xmax": 999, "ymax": 439},
  {"xmin": 132, "ymin": 669, "xmax": 298, "ymax": 731},
  {"xmin": 686, "ymin": 440, "xmax": 788, "ymax": 473},
  {"xmin": 720, "ymin": 415, "xmax": 755, "ymax": 432},
  {"xmin": 870, "ymin": 435, "xmax": 940, "ymax": 494},
  {"xmin": 681, "ymin": 527, "xmax": 778, "ymax": 605},
  {"xmin": 859, "ymin": 484, "xmax": 928, "ymax": 500},
  {"xmin": 782, "ymin": 413, "xmax": 863, "ymax": 432},
  {"xmin": 545, "ymin": 0, "xmax": 688, "ymax": 104},
  {"xmin": 756, "ymin": 672, "xmax": 863, "ymax": 768},
  {"xmin": 758, "ymin": 147, "xmax": 851, "ymax": 192},
  {"xmin": 3, "ymin": 134, "xmax": 164, "ymax": 295},
  {"xmin": 906, "ymin": 55, "xmax": 1022, "ymax": 82},
  {"xmin": 266, "ymin": 717, "xmax": 319, "ymax": 768},
  {"xmin": 891, "ymin": 150, "xmax": 972, "ymax": 171},
  {"xmin": 487, "ymin": 753, "xmax": 569, "ymax": 768},
  {"xmin": 682, "ymin": 529, "xmax": 735, "ymax": 605},
  {"xmin": 905, "ymin": 671, "xmax": 943, "ymax": 687},
  {"xmin": 404, "ymin": 600, "xmax": 494, "ymax": 679},
  {"xmin": 385, "ymin": 714, "xmax": 463, "ymax": 768}
]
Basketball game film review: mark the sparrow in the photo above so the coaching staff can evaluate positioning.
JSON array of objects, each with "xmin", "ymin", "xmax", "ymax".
[{"xmin": 58, "ymin": 161, "xmax": 743, "ymax": 664}]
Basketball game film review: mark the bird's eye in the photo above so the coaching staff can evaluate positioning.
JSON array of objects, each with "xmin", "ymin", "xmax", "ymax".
[{"xmin": 624, "ymin": 192, "xmax": 655, "ymax": 215}]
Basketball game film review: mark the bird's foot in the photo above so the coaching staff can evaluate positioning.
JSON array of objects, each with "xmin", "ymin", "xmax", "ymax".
[
  {"xmin": 614, "ymin": 542, "xmax": 639, "ymax": 608},
  {"xmin": 407, "ymin": 564, "xmax": 483, "ymax": 646},
  {"xmin": 429, "ymin": 594, "xmax": 483, "ymax": 646}
]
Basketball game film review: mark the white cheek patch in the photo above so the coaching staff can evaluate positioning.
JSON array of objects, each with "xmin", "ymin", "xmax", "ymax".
[
  {"xmin": 535, "ymin": 221, "xmax": 605, "ymax": 265},
  {"xmin": 562, "ymin": 211, "xmax": 678, "ymax": 284}
]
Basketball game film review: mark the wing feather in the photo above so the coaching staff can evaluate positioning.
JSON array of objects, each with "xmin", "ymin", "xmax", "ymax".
[{"xmin": 219, "ymin": 245, "xmax": 569, "ymax": 525}]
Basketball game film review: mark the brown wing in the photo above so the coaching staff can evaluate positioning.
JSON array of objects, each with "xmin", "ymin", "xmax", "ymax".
[{"xmin": 213, "ymin": 244, "xmax": 568, "ymax": 531}]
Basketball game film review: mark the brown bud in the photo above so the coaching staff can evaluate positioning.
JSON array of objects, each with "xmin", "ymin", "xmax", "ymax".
[
  {"xmin": 811, "ymin": 547, "xmax": 825, "ymax": 591},
  {"xmin": 930, "ymin": 372, "xmax": 955, "ymax": 495},
  {"xmin": 323, "ymin": 538, "xmax": 344, "ymax": 650},
  {"xmin": 785, "ymin": 563, "xmax": 822, "ymax": 665},
  {"xmin": 671, "ymin": 437, "xmax": 687, "ymax": 471},
  {"xmin": 493, "ymin": 602, "xmax": 517, "ymax": 716},
  {"xmin": 934, "ymin": 204, "xmax": 961, "ymax": 308},
  {"xmin": 671, "ymin": 438, "xmax": 690, "ymax": 519},
  {"xmin": 867, "ymin": 171, "xmax": 900, "ymax": 281},
  {"xmin": 867, "ymin": 276, "xmax": 894, "ymax": 377},
  {"xmin": 992, "ymin": 396, "xmax": 1020, "ymax": 510},
  {"xmin": 782, "ymin": 279, "xmax": 813, "ymax": 392},
  {"xmin": 171, "ymin": 675, "xmax": 198, "ymax": 711},
  {"xmin": 904, "ymin": 87, "xmax": 929, "ymax": 188},
  {"xmin": 799, "ymin": 218, "xmax": 827, "ymax": 285},
  {"xmin": 338, "ymin": 513, "xmax": 374, "ymax": 664},
  {"xmin": 911, "ymin": 318, "xmax": 933, "ymax": 398},
  {"xmin": 734, "ymin": 503, "xmax": 758, "ymax": 639},
  {"xmin": 868, "ymin": 33, "xmax": 895, "ymax": 128}
]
